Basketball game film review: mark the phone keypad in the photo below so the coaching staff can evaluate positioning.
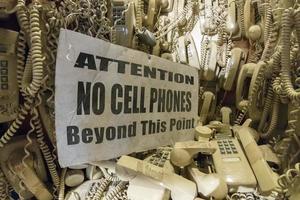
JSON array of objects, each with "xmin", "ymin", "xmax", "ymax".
[{"xmin": 217, "ymin": 140, "xmax": 238, "ymax": 155}]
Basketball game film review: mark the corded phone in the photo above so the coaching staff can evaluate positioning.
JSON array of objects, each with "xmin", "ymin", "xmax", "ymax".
[
  {"xmin": 198, "ymin": 91, "xmax": 216, "ymax": 125},
  {"xmin": 143, "ymin": 0, "xmax": 160, "ymax": 31},
  {"xmin": 202, "ymin": 40, "xmax": 218, "ymax": 81},
  {"xmin": 0, "ymin": 28, "xmax": 19, "ymax": 123},
  {"xmin": 222, "ymin": 48, "xmax": 246, "ymax": 91},
  {"xmin": 110, "ymin": 0, "xmax": 135, "ymax": 48},
  {"xmin": 226, "ymin": 0, "xmax": 239, "ymax": 37}
]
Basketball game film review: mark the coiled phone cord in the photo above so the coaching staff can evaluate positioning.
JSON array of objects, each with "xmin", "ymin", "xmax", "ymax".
[
  {"xmin": 281, "ymin": 8, "xmax": 300, "ymax": 102},
  {"xmin": 104, "ymin": 181, "xmax": 127, "ymax": 200},
  {"xmin": 16, "ymin": 0, "xmax": 30, "ymax": 38},
  {"xmin": 21, "ymin": 52, "xmax": 32, "ymax": 93},
  {"xmin": 32, "ymin": 101, "xmax": 60, "ymax": 189},
  {"xmin": 0, "ymin": 97, "xmax": 33, "ymax": 148},
  {"xmin": 90, "ymin": 178, "xmax": 112, "ymax": 200},
  {"xmin": 16, "ymin": 30, "xmax": 27, "ymax": 91},
  {"xmin": 0, "ymin": 170, "xmax": 9, "ymax": 200},
  {"xmin": 264, "ymin": 0, "xmax": 272, "ymax": 44},
  {"xmin": 58, "ymin": 168, "xmax": 67, "ymax": 200},
  {"xmin": 277, "ymin": 162, "xmax": 300, "ymax": 193},
  {"xmin": 23, "ymin": 4, "xmax": 44, "ymax": 97},
  {"xmin": 236, "ymin": 0, "xmax": 245, "ymax": 36}
]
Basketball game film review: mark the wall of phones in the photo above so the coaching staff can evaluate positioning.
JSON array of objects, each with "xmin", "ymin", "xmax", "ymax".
[{"xmin": 0, "ymin": 0, "xmax": 300, "ymax": 199}]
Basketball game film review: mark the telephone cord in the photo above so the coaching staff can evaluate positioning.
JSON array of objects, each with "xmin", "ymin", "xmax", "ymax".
[{"xmin": 58, "ymin": 168, "xmax": 67, "ymax": 200}]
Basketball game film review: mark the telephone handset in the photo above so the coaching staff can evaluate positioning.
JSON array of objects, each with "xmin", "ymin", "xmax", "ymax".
[
  {"xmin": 116, "ymin": 155, "xmax": 197, "ymax": 200},
  {"xmin": 176, "ymin": 34, "xmax": 200, "ymax": 68},
  {"xmin": 144, "ymin": 0, "xmax": 160, "ymax": 31},
  {"xmin": 0, "ymin": 137, "xmax": 48, "ymax": 199},
  {"xmin": 202, "ymin": 41, "xmax": 218, "ymax": 81},
  {"xmin": 110, "ymin": 0, "xmax": 135, "ymax": 48},
  {"xmin": 236, "ymin": 126, "xmax": 279, "ymax": 194},
  {"xmin": 223, "ymin": 48, "xmax": 245, "ymax": 91},
  {"xmin": 0, "ymin": 0, "xmax": 17, "ymax": 19},
  {"xmin": 199, "ymin": 91, "xmax": 216, "ymax": 125},
  {"xmin": 0, "ymin": 28, "xmax": 19, "ymax": 123},
  {"xmin": 226, "ymin": 0, "xmax": 240, "ymax": 38}
]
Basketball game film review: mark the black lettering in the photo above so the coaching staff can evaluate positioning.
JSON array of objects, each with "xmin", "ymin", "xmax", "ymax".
[
  {"xmin": 186, "ymin": 92, "xmax": 192, "ymax": 112},
  {"xmin": 124, "ymin": 85, "xmax": 132, "ymax": 113},
  {"xmin": 173, "ymin": 91, "xmax": 180, "ymax": 112},
  {"xmin": 82, "ymin": 128, "xmax": 93, "ymax": 143},
  {"xmin": 161, "ymin": 121, "xmax": 167, "ymax": 132},
  {"xmin": 132, "ymin": 86, "xmax": 139, "ymax": 113},
  {"xmin": 77, "ymin": 81, "xmax": 91, "ymax": 115},
  {"xmin": 96, "ymin": 56, "xmax": 114, "ymax": 71},
  {"xmin": 150, "ymin": 88, "xmax": 158, "ymax": 112},
  {"xmin": 106, "ymin": 127, "xmax": 116, "ymax": 140},
  {"xmin": 131, "ymin": 63, "xmax": 142, "ymax": 76},
  {"xmin": 141, "ymin": 120, "xmax": 148, "ymax": 135},
  {"xmin": 166, "ymin": 90, "xmax": 173, "ymax": 112},
  {"xmin": 185, "ymin": 75, "xmax": 194, "ymax": 85},
  {"xmin": 140, "ymin": 87, "xmax": 146, "ymax": 113},
  {"xmin": 95, "ymin": 127, "xmax": 104, "ymax": 144},
  {"xmin": 111, "ymin": 84, "xmax": 123, "ymax": 114},
  {"xmin": 144, "ymin": 66, "xmax": 156, "ymax": 79},
  {"xmin": 174, "ymin": 73, "xmax": 184, "ymax": 83},
  {"xmin": 181, "ymin": 91, "xmax": 186, "ymax": 112},
  {"xmin": 67, "ymin": 126, "xmax": 80, "ymax": 145},
  {"xmin": 92, "ymin": 82, "xmax": 105, "ymax": 115},
  {"xmin": 114, "ymin": 59, "xmax": 129, "ymax": 73},
  {"xmin": 157, "ymin": 69, "xmax": 167, "ymax": 80},
  {"xmin": 158, "ymin": 89, "xmax": 166, "ymax": 112},
  {"xmin": 74, "ymin": 52, "xmax": 96, "ymax": 70}
]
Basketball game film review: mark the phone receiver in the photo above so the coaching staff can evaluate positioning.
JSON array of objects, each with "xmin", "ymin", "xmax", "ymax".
[
  {"xmin": 0, "ymin": 28, "xmax": 19, "ymax": 123},
  {"xmin": 111, "ymin": 0, "xmax": 135, "ymax": 48},
  {"xmin": 223, "ymin": 48, "xmax": 245, "ymax": 91},
  {"xmin": 235, "ymin": 63, "xmax": 256, "ymax": 111},
  {"xmin": 203, "ymin": 41, "xmax": 218, "ymax": 81},
  {"xmin": 185, "ymin": 33, "xmax": 200, "ymax": 69},
  {"xmin": 187, "ymin": 164, "xmax": 228, "ymax": 199},
  {"xmin": 199, "ymin": 91, "xmax": 215, "ymax": 125},
  {"xmin": 116, "ymin": 155, "xmax": 197, "ymax": 200},
  {"xmin": 144, "ymin": 0, "xmax": 159, "ymax": 31},
  {"xmin": 177, "ymin": 36, "xmax": 188, "ymax": 64},
  {"xmin": 226, "ymin": 0, "xmax": 239, "ymax": 36},
  {"xmin": 160, "ymin": 0, "xmax": 174, "ymax": 13},
  {"xmin": 244, "ymin": 0, "xmax": 255, "ymax": 39}
]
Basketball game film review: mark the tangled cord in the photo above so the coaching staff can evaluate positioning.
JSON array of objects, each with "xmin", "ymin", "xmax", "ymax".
[{"xmin": 278, "ymin": 163, "xmax": 300, "ymax": 193}]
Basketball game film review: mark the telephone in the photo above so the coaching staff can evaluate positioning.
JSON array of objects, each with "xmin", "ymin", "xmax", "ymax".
[
  {"xmin": 226, "ymin": 0, "xmax": 239, "ymax": 37},
  {"xmin": 235, "ymin": 62, "xmax": 264, "ymax": 122},
  {"xmin": 202, "ymin": 41, "xmax": 218, "ymax": 81},
  {"xmin": 0, "ymin": 137, "xmax": 49, "ymax": 199},
  {"xmin": 143, "ymin": 0, "xmax": 160, "ymax": 31},
  {"xmin": 176, "ymin": 34, "xmax": 200, "ymax": 68},
  {"xmin": 0, "ymin": 28, "xmax": 19, "ymax": 123},
  {"xmin": 220, "ymin": 107, "xmax": 232, "ymax": 125},
  {"xmin": 0, "ymin": 0, "xmax": 17, "ymax": 19},
  {"xmin": 116, "ymin": 155, "xmax": 197, "ymax": 200},
  {"xmin": 236, "ymin": 126, "xmax": 279, "ymax": 194},
  {"xmin": 211, "ymin": 134, "xmax": 257, "ymax": 191},
  {"xmin": 200, "ymin": 0, "xmax": 217, "ymax": 35},
  {"xmin": 223, "ymin": 48, "xmax": 245, "ymax": 91},
  {"xmin": 110, "ymin": 0, "xmax": 135, "ymax": 48},
  {"xmin": 199, "ymin": 91, "xmax": 216, "ymax": 125}
]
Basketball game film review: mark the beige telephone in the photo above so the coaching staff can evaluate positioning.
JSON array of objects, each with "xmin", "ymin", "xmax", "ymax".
[
  {"xmin": 199, "ymin": 91, "xmax": 216, "ymax": 125},
  {"xmin": 236, "ymin": 126, "xmax": 279, "ymax": 194},
  {"xmin": 223, "ymin": 48, "xmax": 245, "ymax": 91},
  {"xmin": 211, "ymin": 134, "xmax": 257, "ymax": 191},
  {"xmin": 0, "ymin": 0, "xmax": 17, "ymax": 19},
  {"xmin": 110, "ymin": 0, "xmax": 135, "ymax": 48},
  {"xmin": 225, "ymin": 0, "xmax": 243, "ymax": 40},
  {"xmin": 0, "ymin": 28, "xmax": 19, "ymax": 123},
  {"xmin": 176, "ymin": 34, "xmax": 200, "ymax": 68},
  {"xmin": 235, "ymin": 62, "xmax": 263, "ymax": 122},
  {"xmin": 144, "ymin": 0, "xmax": 160, "ymax": 31},
  {"xmin": 0, "ymin": 137, "xmax": 50, "ymax": 199},
  {"xmin": 116, "ymin": 155, "xmax": 197, "ymax": 200},
  {"xmin": 202, "ymin": 41, "xmax": 218, "ymax": 81}
]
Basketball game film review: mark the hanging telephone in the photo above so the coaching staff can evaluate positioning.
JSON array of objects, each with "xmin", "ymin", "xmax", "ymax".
[
  {"xmin": 199, "ymin": 91, "xmax": 216, "ymax": 125},
  {"xmin": 110, "ymin": 0, "xmax": 135, "ymax": 48},
  {"xmin": 0, "ymin": 137, "xmax": 49, "ymax": 199},
  {"xmin": 176, "ymin": 36, "xmax": 188, "ymax": 64},
  {"xmin": 0, "ymin": 0, "xmax": 17, "ymax": 19},
  {"xmin": 0, "ymin": 28, "xmax": 19, "ymax": 123},
  {"xmin": 144, "ymin": 0, "xmax": 160, "ymax": 31},
  {"xmin": 211, "ymin": 134, "xmax": 257, "ymax": 191},
  {"xmin": 186, "ymin": 33, "xmax": 200, "ymax": 69},
  {"xmin": 202, "ymin": 41, "xmax": 218, "ymax": 81},
  {"xmin": 226, "ymin": 0, "xmax": 241, "ymax": 39},
  {"xmin": 223, "ymin": 48, "xmax": 246, "ymax": 91},
  {"xmin": 200, "ymin": 0, "xmax": 217, "ymax": 35}
]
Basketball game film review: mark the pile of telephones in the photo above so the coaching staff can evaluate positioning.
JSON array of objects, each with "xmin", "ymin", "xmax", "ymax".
[{"xmin": 0, "ymin": 0, "xmax": 300, "ymax": 199}]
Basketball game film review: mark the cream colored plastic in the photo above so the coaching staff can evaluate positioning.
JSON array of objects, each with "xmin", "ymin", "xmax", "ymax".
[
  {"xmin": 177, "ymin": 36, "xmax": 188, "ymax": 64},
  {"xmin": 220, "ymin": 107, "xmax": 232, "ymax": 125},
  {"xmin": 199, "ymin": 91, "xmax": 215, "ymax": 125},
  {"xmin": 211, "ymin": 136, "xmax": 257, "ymax": 190},
  {"xmin": 195, "ymin": 125, "xmax": 213, "ymax": 141},
  {"xmin": 170, "ymin": 141, "xmax": 216, "ymax": 167},
  {"xmin": 187, "ymin": 165, "xmax": 228, "ymax": 199},
  {"xmin": 236, "ymin": 126, "xmax": 279, "ymax": 194},
  {"xmin": 86, "ymin": 165, "xmax": 102, "ymax": 180},
  {"xmin": 203, "ymin": 41, "xmax": 218, "ymax": 81},
  {"xmin": 116, "ymin": 155, "xmax": 197, "ymax": 200},
  {"xmin": 65, "ymin": 169, "xmax": 85, "ymax": 187},
  {"xmin": 226, "ymin": 0, "xmax": 239, "ymax": 36}
]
